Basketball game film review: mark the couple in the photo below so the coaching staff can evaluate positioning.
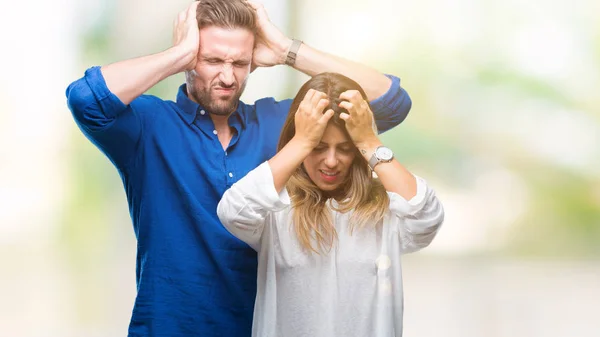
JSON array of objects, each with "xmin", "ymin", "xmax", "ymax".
[{"xmin": 66, "ymin": 0, "xmax": 444, "ymax": 336}]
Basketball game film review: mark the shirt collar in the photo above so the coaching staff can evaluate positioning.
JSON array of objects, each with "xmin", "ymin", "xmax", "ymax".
[{"xmin": 175, "ymin": 84, "xmax": 246, "ymax": 129}]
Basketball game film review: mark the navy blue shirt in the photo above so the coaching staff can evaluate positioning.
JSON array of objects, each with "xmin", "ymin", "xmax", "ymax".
[{"xmin": 66, "ymin": 66, "xmax": 411, "ymax": 337}]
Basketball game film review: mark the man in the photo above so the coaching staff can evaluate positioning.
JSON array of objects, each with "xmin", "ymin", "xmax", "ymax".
[{"xmin": 66, "ymin": 1, "xmax": 412, "ymax": 336}]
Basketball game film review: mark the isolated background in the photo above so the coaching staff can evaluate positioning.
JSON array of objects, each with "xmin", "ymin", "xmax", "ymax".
[{"xmin": 0, "ymin": 0, "xmax": 598, "ymax": 336}]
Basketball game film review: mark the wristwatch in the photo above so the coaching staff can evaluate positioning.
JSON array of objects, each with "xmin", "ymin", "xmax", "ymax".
[
  {"xmin": 285, "ymin": 39, "xmax": 302, "ymax": 66},
  {"xmin": 368, "ymin": 146, "xmax": 394, "ymax": 170}
]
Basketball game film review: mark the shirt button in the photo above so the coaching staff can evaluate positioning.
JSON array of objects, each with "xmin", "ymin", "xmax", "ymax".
[
  {"xmin": 376, "ymin": 255, "xmax": 391, "ymax": 270},
  {"xmin": 228, "ymin": 172, "xmax": 233, "ymax": 178},
  {"xmin": 213, "ymin": 130, "xmax": 218, "ymax": 135},
  {"xmin": 200, "ymin": 109, "xmax": 206, "ymax": 115}
]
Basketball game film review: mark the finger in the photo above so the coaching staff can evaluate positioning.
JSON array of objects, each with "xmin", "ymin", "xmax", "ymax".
[
  {"xmin": 177, "ymin": 10, "xmax": 186, "ymax": 24},
  {"xmin": 338, "ymin": 100, "xmax": 354, "ymax": 113},
  {"xmin": 339, "ymin": 90, "xmax": 364, "ymax": 105},
  {"xmin": 247, "ymin": 0, "xmax": 267, "ymax": 18},
  {"xmin": 173, "ymin": 11, "xmax": 186, "ymax": 43},
  {"xmin": 310, "ymin": 90, "xmax": 326, "ymax": 106},
  {"xmin": 318, "ymin": 109, "xmax": 335, "ymax": 124},
  {"xmin": 314, "ymin": 98, "xmax": 330, "ymax": 115},
  {"xmin": 188, "ymin": 1, "xmax": 200, "ymax": 18},
  {"xmin": 246, "ymin": 0, "xmax": 260, "ymax": 9},
  {"xmin": 338, "ymin": 112, "xmax": 350, "ymax": 121},
  {"xmin": 172, "ymin": 17, "xmax": 179, "ymax": 41},
  {"xmin": 303, "ymin": 89, "xmax": 316, "ymax": 104}
]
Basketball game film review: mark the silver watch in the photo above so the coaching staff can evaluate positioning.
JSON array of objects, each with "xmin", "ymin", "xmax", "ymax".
[{"xmin": 368, "ymin": 146, "xmax": 394, "ymax": 170}]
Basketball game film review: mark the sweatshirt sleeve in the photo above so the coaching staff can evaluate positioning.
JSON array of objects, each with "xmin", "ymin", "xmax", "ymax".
[
  {"xmin": 387, "ymin": 175, "xmax": 445, "ymax": 253},
  {"xmin": 217, "ymin": 162, "xmax": 290, "ymax": 251}
]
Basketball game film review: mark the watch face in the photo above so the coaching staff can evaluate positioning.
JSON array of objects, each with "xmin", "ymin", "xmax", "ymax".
[{"xmin": 376, "ymin": 146, "xmax": 394, "ymax": 161}]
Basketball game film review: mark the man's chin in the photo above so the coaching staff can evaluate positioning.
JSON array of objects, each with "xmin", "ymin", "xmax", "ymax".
[{"xmin": 207, "ymin": 99, "xmax": 238, "ymax": 116}]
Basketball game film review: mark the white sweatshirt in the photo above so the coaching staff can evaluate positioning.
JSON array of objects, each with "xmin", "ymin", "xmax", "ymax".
[{"xmin": 217, "ymin": 162, "xmax": 444, "ymax": 337}]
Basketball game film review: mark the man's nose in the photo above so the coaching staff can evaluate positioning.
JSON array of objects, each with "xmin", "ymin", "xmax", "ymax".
[{"xmin": 219, "ymin": 64, "xmax": 235, "ymax": 87}]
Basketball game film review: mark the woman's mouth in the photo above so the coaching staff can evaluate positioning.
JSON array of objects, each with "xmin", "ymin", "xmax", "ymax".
[{"xmin": 319, "ymin": 170, "xmax": 339, "ymax": 182}]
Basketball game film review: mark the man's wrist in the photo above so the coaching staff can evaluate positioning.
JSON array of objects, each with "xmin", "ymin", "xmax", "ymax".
[
  {"xmin": 169, "ymin": 45, "xmax": 196, "ymax": 73},
  {"xmin": 275, "ymin": 38, "xmax": 292, "ymax": 65},
  {"xmin": 283, "ymin": 39, "xmax": 302, "ymax": 66}
]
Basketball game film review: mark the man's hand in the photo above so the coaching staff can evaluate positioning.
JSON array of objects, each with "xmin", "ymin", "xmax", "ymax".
[
  {"xmin": 172, "ymin": 1, "xmax": 201, "ymax": 72},
  {"xmin": 247, "ymin": 1, "xmax": 292, "ymax": 70}
]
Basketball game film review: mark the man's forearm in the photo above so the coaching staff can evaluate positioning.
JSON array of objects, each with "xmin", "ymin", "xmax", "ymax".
[
  {"xmin": 290, "ymin": 42, "xmax": 392, "ymax": 101},
  {"xmin": 101, "ymin": 46, "xmax": 190, "ymax": 105}
]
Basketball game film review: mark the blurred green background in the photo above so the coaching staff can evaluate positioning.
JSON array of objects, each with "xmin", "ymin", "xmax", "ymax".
[{"xmin": 0, "ymin": 0, "xmax": 598, "ymax": 336}]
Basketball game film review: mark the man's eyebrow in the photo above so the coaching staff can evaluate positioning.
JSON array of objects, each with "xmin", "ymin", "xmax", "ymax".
[{"xmin": 200, "ymin": 54, "xmax": 251, "ymax": 62}]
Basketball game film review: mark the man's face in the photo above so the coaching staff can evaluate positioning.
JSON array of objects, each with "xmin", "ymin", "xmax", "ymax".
[{"xmin": 186, "ymin": 26, "xmax": 254, "ymax": 116}]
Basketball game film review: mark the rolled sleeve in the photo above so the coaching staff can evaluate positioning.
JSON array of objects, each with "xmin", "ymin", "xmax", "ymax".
[
  {"xmin": 66, "ymin": 66, "xmax": 128, "ymax": 129},
  {"xmin": 82, "ymin": 66, "xmax": 128, "ymax": 120},
  {"xmin": 66, "ymin": 66, "xmax": 142, "ymax": 169},
  {"xmin": 369, "ymin": 75, "xmax": 412, "ymax": 133}
]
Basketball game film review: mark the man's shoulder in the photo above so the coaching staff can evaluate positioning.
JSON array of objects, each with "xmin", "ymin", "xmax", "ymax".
[
  {"xmin": 239, "ymin": 97, "xmax": 293, "ymax": 113},
  {"xmin": 130, "ymin": 94, "xmax": 176, "ymax": 110},
  {"xmin": 128, "ymin": 95, "xmax": 181, "ymax": 124},
  {"xmin": 236, "ymin": 97, "xmax": 292, "ymax": 128}
]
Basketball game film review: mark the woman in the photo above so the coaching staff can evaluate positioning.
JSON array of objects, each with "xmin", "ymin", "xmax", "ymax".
[{"xmin": 217, "ymin": 72, "xmax": 444, "ymax": 337}]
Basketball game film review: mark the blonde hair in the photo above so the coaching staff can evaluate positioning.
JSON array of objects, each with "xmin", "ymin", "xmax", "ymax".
[
  {"xmin": 196, "ymin": 0, "xmax": 257, "ymax": 33},
  {"xmin": 277, "ymin": 73, "xmax": 390, "ymax": 254}
]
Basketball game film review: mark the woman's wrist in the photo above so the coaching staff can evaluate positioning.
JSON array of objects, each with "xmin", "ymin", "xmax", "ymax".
[
  {"xmin": 289, "ymin": 136, "xmax": 316, "ymax": 155},
  {"xmin": 355, "ymin": 138, "xmax": 382, "ymax": 161}
]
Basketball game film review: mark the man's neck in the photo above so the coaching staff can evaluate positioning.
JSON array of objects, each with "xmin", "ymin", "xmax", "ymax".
[
  {"xmin": 210, "ymin": 112, "xmax": 231, "ymax": 131},
  {"xmin": 209, "ymin": 112, "xmax": 235, "ymax": 151}
]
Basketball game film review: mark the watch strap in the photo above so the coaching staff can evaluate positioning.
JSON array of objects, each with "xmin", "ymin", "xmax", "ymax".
[
  {"xmin": 285, "ymin": 39, "xmax": 302, "ymax": 66},
  {"xmin": 368, "ymin": 153, "xmax": 379, "ymax": 170}
]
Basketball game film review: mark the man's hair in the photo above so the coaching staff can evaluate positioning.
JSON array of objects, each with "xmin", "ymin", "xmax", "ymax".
[
  {"xmin": 196, "ymin": 0, "xmax": 258, "ymax": 33},
  {"xmin": 277, "ymin": 72, "xmax": 390, "ymax": 254}
]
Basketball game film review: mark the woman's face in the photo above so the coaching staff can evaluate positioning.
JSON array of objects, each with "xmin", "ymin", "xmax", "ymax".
[{"xmin": 303, "ymin": 124, "xmax": 357, "ymax": 193}]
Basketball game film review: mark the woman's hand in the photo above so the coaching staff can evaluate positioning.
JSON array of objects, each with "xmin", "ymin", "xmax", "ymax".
[
  {"xmin": 293, "ymin": 89, "xmax": 335, "ymax": 149},
  {"xmin": 338, "ymin": 90, "xmax": 379, "ymax": 149}
]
